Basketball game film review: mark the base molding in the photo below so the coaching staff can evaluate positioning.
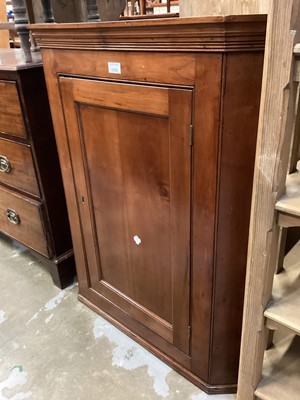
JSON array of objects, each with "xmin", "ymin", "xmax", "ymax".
[{"xmin": 78, "ymin": 293, "xmax": 237, "ymax": 395}]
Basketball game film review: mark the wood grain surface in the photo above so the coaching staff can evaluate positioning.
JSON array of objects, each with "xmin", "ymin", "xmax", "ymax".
[
  {"xmin": 0, "ymin": 1, "xmax": 9, "ymax": 48},
  {"xmin": 33, "ymin": 16, "xmax": 266, "ymax": 393},
  {"xmin": 237, "ymin": 0, "xmax": 300, "ymax": 398},
  {"xmin": 60, "ymin": 76, "xmax": 192, "ymax": 353},
  {"xmin": 0, "ymin": 185, "xmax": 49, "ymax": 257},
  {"xmin": 0, "ymin": 80, "xmax": 26, "ymax": 138},
  {"xmin": 0, "ymin": 137, "xmax": 40, "ymax": 196},
  {"xmin": 180, "ymin": 0, "xmax": 270, "ymax": 17},
  {"xmin": 0, "ymin": 52, "xmax": 75, "ymax": 288}
]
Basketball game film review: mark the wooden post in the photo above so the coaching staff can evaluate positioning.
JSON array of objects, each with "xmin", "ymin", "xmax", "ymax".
[
  {"xmin": 139, "ymin": 0, "xmax": 146, "ymax": 15},
  {"xmin": 237, "ymin": 0, "xmax": 300, "ymax": 398},
  {"xmin": 41, "ymin": 0, "xmax": 55, "ymax": 23},
  {"xmin": 167, "ymin": 0, "xmax": 171, "ymax": 13},
  {"xmin": 11, "ymin": 0, "xmax": 32, "ymax": 62},
  {"xmin": 86, "ymin": 0, "xmax": 100, "ymax": 21},
  {"xmin": 0, "ymin": 0, "xmax": 9, "ymax": 48},
  {"xmin": 25, "ymin": 0, "xmax": 38, "ymax": 51}
]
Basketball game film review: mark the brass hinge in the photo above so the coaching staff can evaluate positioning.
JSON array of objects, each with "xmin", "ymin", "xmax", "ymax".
[
  {"xmin": 189, "ymin": 125, "xmax": 194, "ymax": 146},
  {"xmin": 188, "ymin": 325, "xmax": 191, "ymax": 340}
]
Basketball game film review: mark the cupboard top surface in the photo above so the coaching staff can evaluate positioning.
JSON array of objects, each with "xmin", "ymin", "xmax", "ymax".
[
  {"xmin": 31, "ymin": 15, "xmax": 266, "ymax": 53},
  {"xmin": 32, "ymin": 14, "xmax": 266, "ymax": 29}
]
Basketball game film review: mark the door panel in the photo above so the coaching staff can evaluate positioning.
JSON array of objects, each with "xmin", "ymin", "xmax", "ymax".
[
  {"xmin": 59, "ymin": 77, "xmax": 192, "ymax": 354},
  {"xmin": 80, "ymin": 106, "xmax": 172, "ymax": 322}
]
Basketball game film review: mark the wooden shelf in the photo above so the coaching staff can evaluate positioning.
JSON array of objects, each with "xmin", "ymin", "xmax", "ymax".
[
  {"xmin": 255, "ymin": 334, "xmax": 300, "ymax": 400},
  {"xmin": 265, "ymin": 258, "xmax": 300, "ymax": 335},
  {"xmin": 276, "ymin": 169, "xmax": 300, "ymax": 218},
  {"xmin": 236, "ymin": 4, "xmax": 300, "ymax": 400}
]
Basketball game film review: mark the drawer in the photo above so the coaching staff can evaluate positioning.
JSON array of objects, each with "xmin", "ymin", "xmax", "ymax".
[
  {"xmin": 0, "ymin": 138, "xmax": 40, "ymax": 196},
  {"xmin": 0, "ymin": 80, "xmax": 26, "ymax": 138},
  {"xmin": 0, "ymin": 186, "xmax": 50, "ymax": 257}
]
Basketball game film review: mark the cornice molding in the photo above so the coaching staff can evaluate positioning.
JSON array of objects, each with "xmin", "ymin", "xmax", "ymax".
[{"xmin": 31, "ymin": 16, "xmax": 266, "ymax": 53}]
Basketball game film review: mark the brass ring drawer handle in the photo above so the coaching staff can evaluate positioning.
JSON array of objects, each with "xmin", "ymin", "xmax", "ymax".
[
  {"xmin": 7, "ymin": 209, "xmax": 20, "ymax": 225},
  {"xmin": 0, "ymin": 156, "xmax": 11, "ymax": 173}
]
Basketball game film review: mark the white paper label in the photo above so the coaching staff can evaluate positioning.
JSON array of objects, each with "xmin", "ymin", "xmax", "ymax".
[
  {"xmin": 108, "ymin": 62, "xmax": 121, "ymax": 74},
  {"xmin": 133, "ymin": 235, "xmax": 142, "ymax": 246}
]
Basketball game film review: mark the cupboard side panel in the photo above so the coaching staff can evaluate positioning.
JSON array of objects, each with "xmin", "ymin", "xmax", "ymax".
[
  {"xmin": 210, "ymin": 51, "xmax": 264, "ymax": 385},
  {"xmin": 191, "ymin": 53, "xmax": 223, "ymax": 380}
]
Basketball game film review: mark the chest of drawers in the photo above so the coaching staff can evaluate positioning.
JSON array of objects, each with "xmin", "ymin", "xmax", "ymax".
[
  {"xmin": 0, "ymin": 49, "xmax": 75, "ymax": 288},
  {"xmin": 32, "ymin": 16, "xmax": 266, "ymax": 393}
]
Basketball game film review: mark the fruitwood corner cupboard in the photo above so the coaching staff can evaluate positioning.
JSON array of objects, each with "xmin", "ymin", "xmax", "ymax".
[
  {"xmin": 32, "ymin": 16, "xmax": 266, "ymax": 393},
  {"xmin": 0, "ymin": 49, "xmax": 75, "ymax": 288}
]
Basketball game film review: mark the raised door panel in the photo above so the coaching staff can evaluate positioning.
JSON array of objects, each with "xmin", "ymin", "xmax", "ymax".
[{"xmin": 59, "ymin": 77, "xmax": 192, "ymax": 354}]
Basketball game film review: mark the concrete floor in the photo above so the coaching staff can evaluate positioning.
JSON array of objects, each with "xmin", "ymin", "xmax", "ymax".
[{"xmin": 0, "ymin": 233, "xmax": 236, "ymax": 400}]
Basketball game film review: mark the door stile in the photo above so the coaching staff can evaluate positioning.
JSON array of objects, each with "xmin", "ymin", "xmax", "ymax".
[
  {"xmin": 169, "ymin": 88, "xmax": 193, "ymax": 354},
  {"xmin": 59, "ymin": 77, "xmax": 101, "ymax": 287}
]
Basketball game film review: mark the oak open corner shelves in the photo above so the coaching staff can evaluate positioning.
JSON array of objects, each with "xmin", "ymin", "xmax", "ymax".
[
  {"xmin": 236, "ymin": 2, "xmax": 300, "ymax": 397},
  {"xmin": 257, "ymin": 167, "xmax": 300, "ymax": 400}
]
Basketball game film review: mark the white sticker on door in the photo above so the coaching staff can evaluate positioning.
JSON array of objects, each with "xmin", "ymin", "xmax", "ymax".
[
  {"xmin": 133, "ymin": 235, "xmax": 142, "ymax": 245},
  {"xmin": 108, "ymin": 62, "xmax": 121, "ymax": 74}
]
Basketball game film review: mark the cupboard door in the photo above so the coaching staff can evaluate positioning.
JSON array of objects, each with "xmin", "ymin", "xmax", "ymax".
[{"xmin": 59, "ymin": 77, "xmax": 192, "ymax": 354}]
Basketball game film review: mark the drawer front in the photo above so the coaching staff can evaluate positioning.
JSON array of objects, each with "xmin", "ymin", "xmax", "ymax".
[
  {"xmin": 0, "ymin": 80, "xmax": 26, "ymax": 138},
  {"xmin": 0, "ymin": 138, "xmax": 40, "ymax": 196},
  {"xmin": 0, "ymin": 186, "xmax": 50, "ymax": 257}
]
